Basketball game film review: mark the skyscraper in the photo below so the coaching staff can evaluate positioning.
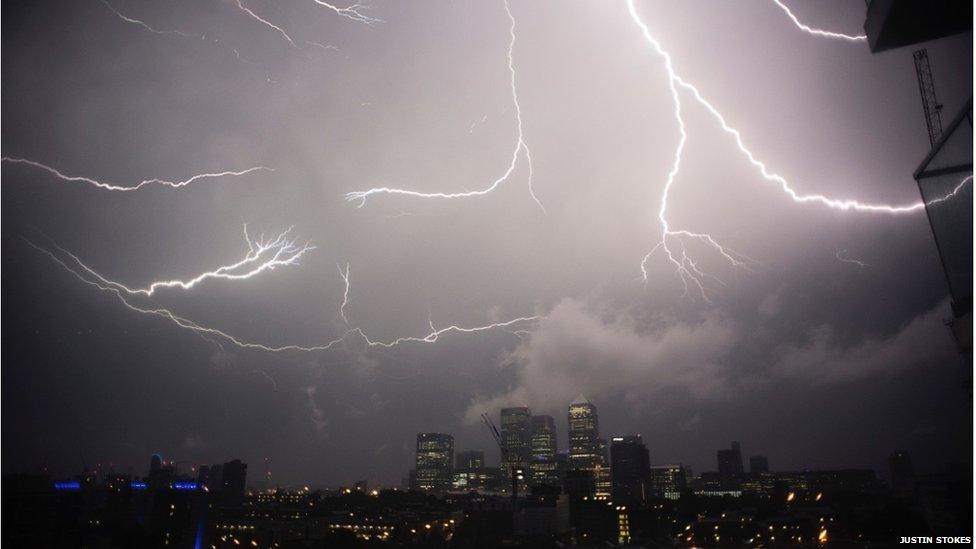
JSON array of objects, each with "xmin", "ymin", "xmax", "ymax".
[
  {"xmin": 530, "ymin": 415, "xmax": 557, "ymax": 459},
  {"xmin": 568, "ymin": 397, "xmax": 605, "ymax": 498},
  {"xmin": 501, "ymin": 407, "xmax": 532, "ymax": 493},
  {"xmin": 221, "ymin": 459, "xmax": 248, "ymax": 498},
  {"xmin": 415, "ymin": 433, "xmax": 454, "ymax": 493},
  {"xmin": 568, "ymin": 397, "xmax": 601, "ymax": 471},
  {"xmin": 610, "ymin": 435, "xmax": 650, "ymax": 505},
  {"xmin": 717, "ymin": 441, "xmax": 744, "ymax": 477},
  {"xmin": 530, "ymin": 415, "xmax": 559, "ymax": 487}
]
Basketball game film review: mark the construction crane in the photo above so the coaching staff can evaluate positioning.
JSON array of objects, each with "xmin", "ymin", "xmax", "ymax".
[
  {"xmin": 913, "ymin": 48, "xmax": 944, "ymax": 147},
  {"xmin": 480, "ymin": 412, "xmax": 521, "ymax": 501}
]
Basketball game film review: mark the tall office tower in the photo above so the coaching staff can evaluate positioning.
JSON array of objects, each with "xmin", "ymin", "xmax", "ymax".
[
  {"xmin": 530, "ymin": 415, "xmax": 559, "ymax": 487},
  {"xmin": 749, "ymin": 455, "xmax": 769, "ymax": 474},
  {"xmin": 501, "ymin": 407, "xmax": 532, "ymax": 493},
  {"xmin": 456, "ymin": 450, "xmax": 485, "ymax": 470},
  {"xmin": 221, "ymin": 459, "xmax": 248, "ymax": 498},
  {"xmin": 717, "ymin": 441, "xmax": 744, "ymax": 477},
  {"xmin": 610, "ymin": 435, "xmax": 650, "ymax": 505},
  {"xmin": 595, "ymin": 438, "xmax": 613, "ymax": 499},
  {"xmin": 415, "ymin": 433, "xmax": 454, "ymax": 493},
  {"xmin": 205, "ymin": 464, "xmax": 223, "ymax": 492},
  {"xmin": 568, "ymin": 397, "xmax": 602, "ymax": 471},
  {"xmin": 530, "ymin": 415, "xmax": 557, "ymax": 458}
]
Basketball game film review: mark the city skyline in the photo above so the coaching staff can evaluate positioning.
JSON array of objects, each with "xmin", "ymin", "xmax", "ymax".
[
  {"xmin": 3, "ymin": 0, "xmax": 972, "ymax": 492},
  {"xmin": 26, "ymin": 397, "xmax": 926, "ymax": 491}
]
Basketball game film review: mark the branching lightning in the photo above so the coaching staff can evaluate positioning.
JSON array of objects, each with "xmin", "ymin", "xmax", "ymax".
[
  {"xmin": 99, "ymin": 0, "xmax": 277, "ymax": 73},
  {"xmin": 771, "ymin": 0, "xmax": 867, "ymax": 42},
  {"xmin": 2, "ymin": 157, "xmax": 270, "ymax": 192},
  {"xmin": 28, "ymin": 239, "xmax": 540, "ymax": 354},
  {"xmin": 345, "ymin": 0, "xmax": 545, "ymax": 214},
  {"xmin": 310, "ymin": 1, "xmax": 380, "ymax": 25},
  {"xmin": 625, "ymin": 0, "xmax": 967, "ymax": 300},
  {"xmin": 56, "ymin": 226, "xmax": 313, "ymax": 297}
]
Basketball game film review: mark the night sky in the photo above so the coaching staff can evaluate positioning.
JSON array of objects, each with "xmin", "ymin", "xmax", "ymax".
[{"xmin": 2, "ymin": 0, "xmax": 972, "ymax": 487}]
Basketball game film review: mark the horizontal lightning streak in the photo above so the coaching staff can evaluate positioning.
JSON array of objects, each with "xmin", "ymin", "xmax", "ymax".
[
  {"xmin": 99, "ymin": 0, "xmax": 196, "ymax": 37},
  {"xmin": 345, "ymin": 0, "xmax": 545, "ymax": 214},
  {"xmin": 2, "ymin": 157, "xmax": 270, "ymax": 192},
  {"xmin": 29, "ymin": 240, "xmax": 540, "ymax": 354},
  {"xmin": 771, "ymin": 0, "xmax": 867, "ymax": 42},
  {"xmin": 57, "ymin": 226, "xmax": 313, "ymax": 297}
]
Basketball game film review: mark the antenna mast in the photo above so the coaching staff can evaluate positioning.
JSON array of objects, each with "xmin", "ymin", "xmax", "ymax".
[{"xmin": 913, "ymin": 48, "xmax": 944, "ymax": 147}]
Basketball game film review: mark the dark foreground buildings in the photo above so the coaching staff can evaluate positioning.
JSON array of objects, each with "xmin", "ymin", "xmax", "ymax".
[
  {"xmin": 5, "ymin": 443, "xmax": 969, "ymax": 547},
  {"xmin": 9, "ymin": 390, "xmax": 968, "ymax": 548}
]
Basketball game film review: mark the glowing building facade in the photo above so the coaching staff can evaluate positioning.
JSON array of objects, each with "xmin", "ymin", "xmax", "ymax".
[
  {"xmin": 501, "ymin": 407, "xmax": 532, "ymax": 493},
  {"xmin": 415, "ymin": 433, "xmax": 454, "ymax": 493},
  {"xmin": 568, "ymin": 396, "xmax": 607, "ymax": 497},
  {"xmin": 530, "ymin": 415, "xmax": 559, "ymax": 487}
]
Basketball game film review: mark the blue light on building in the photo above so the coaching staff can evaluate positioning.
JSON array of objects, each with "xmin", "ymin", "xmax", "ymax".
[
  {"xmin": 54, "ymin": 481, "xmax": 81, "ymax": 491},
  {"xmin": 130, "ymin": 481, "xmax": 148, "ymax": 490},
  {"xmin": 173, "ymin": 481, "xmax": 198, "ymax": 491}
]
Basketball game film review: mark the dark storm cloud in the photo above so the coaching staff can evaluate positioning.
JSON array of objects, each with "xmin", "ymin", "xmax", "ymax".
[{"xmin": 2, "ymin": 0, "xmax": 971, "ymax": 484}]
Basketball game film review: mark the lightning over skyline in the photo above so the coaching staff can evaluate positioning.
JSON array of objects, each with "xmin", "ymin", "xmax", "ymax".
[
  {"xmin": 771, "ymin": 0, "xmax": 868, "ymax": 42},
  {"xmin": 344, "ymin": 0, "xmax": 545, "ymax": 214},
  {"xmin": 1, "ymin": 157, "xmax": 270, "ymax": 192},
  {"xmin": 3, "ymin": 0, "xmax": 970, "ymax": 493}
]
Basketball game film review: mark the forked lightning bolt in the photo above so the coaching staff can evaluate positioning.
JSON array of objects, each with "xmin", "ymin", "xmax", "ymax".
[
  {"xmin": 29, "ymin": 240, "xmax": 540, "ymax": 354},
  {"xmin": 311, "ymin": 1, "xmax": 380, "ymax": 24},
  {"xmin": 235, "ymin": 1, "xmax": 376, "ymax": 50},
  {"xmin": 2, "ymin": 157, "xmax": 270, "ymax": 192},
  {"xmin": 625, "ymin": 0, "xmax": 968, "ymax": 300},
  {"xmin": 771, "ymin": 0, "xmax": 867, "ymax": 42},
  {"xmin": 345, "ymin": 0, "xmax": 545, "ymax": 214},
  {"xmin": 235, "ymin": 0, "xmax": 299, "ymax": 48},
  {"xmin": 54, "ymin": 226, "xmax": 312, "ymax": 297}
]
